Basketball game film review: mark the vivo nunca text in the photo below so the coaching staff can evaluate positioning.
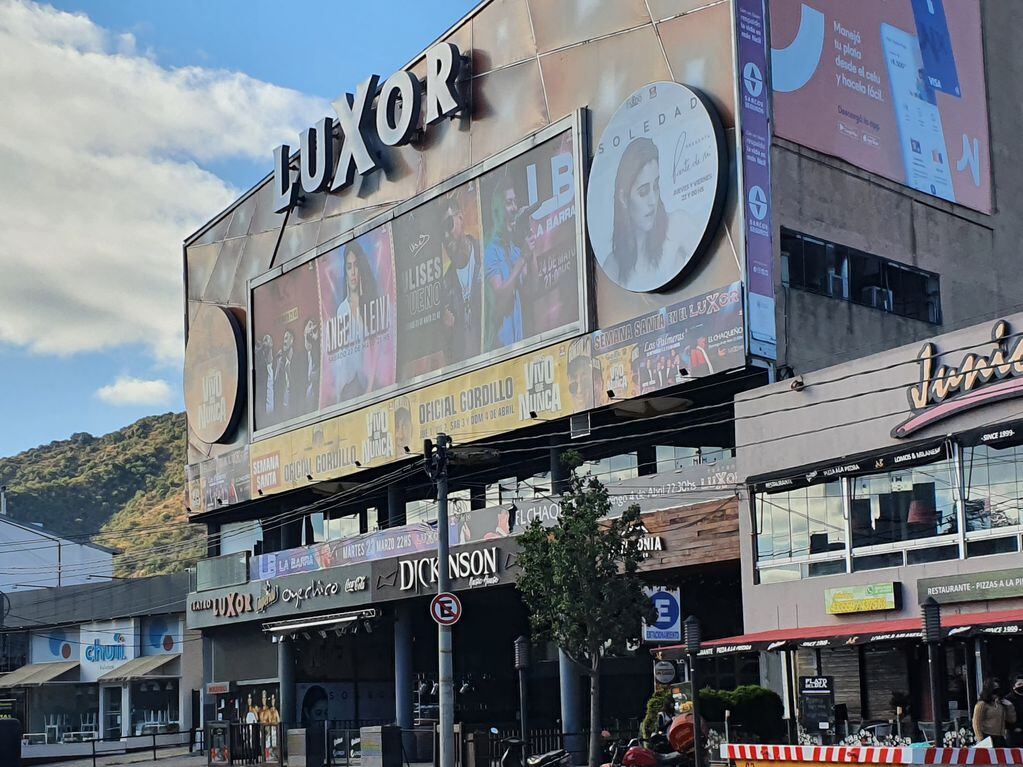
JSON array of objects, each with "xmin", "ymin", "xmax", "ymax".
[
  {"xmin": 893, "ymin": 319, "xmax": 1023, "ymax": 437},
  {"xmin": 273, "ymin": 42, "xmax": 468, "ymax": 213}
]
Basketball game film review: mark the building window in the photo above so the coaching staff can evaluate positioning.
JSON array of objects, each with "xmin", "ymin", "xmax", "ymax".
[
  {"xmin": 963, "ymin": 444, "xmax": 1023, "ymax": 532},
  {"xmin": 325, "ymin": 511, "xmax": 361, "ymax": 540},
  {"xmin": 780, "ymin": 228, "xmax": 941, "ymax": 323},
  {"xmin": 575, "ymin": 452, "xmax": 638, "ymax": 484},
  {"xmin": 755, "ymin": 481, "xmax": 845, "ymax": 563},
  {"xmin": 849, "ymin": 459, "xmax": 958, "ymax": 548},
  {"xmin": 220, "ymin": 520, "xmax": 263, "ymax": 556}
]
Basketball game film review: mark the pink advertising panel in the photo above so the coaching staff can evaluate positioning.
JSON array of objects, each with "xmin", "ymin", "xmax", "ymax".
[{"xmin": 769, "ymin": 0, "xmax": 990, "ymax": 213}]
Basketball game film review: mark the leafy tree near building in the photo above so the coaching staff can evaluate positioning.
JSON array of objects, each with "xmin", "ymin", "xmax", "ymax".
[{"xmin": 516, "ymin": 451, "xmax": 654, "ymax": 767}]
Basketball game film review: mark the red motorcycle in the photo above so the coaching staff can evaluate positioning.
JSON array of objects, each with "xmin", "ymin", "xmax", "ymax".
[{"xmin": 602, "ymin": 714, "xmax": 696, "ymax": 767}]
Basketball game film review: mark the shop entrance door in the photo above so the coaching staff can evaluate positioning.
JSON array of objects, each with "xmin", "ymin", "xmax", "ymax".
[{"xmin": 102, "ymin": 686, "xmax": 123, "ymax": 740}]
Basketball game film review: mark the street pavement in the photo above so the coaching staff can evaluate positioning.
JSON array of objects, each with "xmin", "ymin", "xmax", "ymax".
[{"xmin": 32, "ymin": 745, "xmax": 206, "ymax": 767}]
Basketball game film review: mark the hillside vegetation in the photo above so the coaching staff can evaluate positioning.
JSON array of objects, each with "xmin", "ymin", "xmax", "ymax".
[{"xmin": 0, "ymin": 412, "xmax": 202, "ymax": 577}]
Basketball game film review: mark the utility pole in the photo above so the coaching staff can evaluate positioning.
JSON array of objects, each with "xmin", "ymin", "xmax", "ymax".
[{"xmin": 425, "ymin": 434, "xmax": 454, "ymax": 767}]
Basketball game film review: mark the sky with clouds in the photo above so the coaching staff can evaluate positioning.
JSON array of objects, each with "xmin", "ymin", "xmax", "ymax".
[{"xmin": 0, "ymin": 0, "xmax": 476, "ymax": 455}]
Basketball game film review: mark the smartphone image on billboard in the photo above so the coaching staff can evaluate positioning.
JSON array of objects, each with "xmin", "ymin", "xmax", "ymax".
[
  {"xmin": 880, "ymin": 22, "xmax": 955, "ymax": 203},
  {"xmin": 910, "ymin": 0, "xmax": 961, "ymax": 97}
]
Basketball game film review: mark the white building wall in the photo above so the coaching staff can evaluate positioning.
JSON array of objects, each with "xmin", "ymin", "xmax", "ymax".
[{"xmin": 0, "ymin": 517, "xmax": 112, "ymax": 591}]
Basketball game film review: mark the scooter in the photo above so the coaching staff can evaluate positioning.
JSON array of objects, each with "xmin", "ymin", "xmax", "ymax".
[{"xmin": 495, "ymin": 730, "xmax": 572, "ymax": 767}]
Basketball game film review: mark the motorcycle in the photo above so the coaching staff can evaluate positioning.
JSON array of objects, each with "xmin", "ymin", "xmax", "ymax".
[{"xmin": 494, "ymin": 729, "xmax": 572, "ymax": 767}]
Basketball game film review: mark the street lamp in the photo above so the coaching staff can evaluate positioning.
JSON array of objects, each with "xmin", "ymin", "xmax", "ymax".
[
  {"xmin": 922, "ymin": 597, "xmax": 945, "ymax": 742},
  {"xmin": 685, "ymin": 616, "xmax": 703, "ymax": 767}
]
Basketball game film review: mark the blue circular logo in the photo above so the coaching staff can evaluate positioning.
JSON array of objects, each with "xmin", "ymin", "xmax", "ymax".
[
  {"xmin": 48, "ymin": 628, "xmax": 66, "ymax": 657},
  {"xmin": 651, "ymin": 590, "xmax": 679, "ymax": 630}
]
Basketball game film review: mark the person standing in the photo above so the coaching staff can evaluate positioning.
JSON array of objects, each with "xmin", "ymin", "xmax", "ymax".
[
  {"xmin": 973, "ymin": 678, "xmax": 1016, "ymax": 746},
  {"xmin": 1008, "ymin": 676, "xmax": 1023, "ymax": 746},
  {"xmin": 484, "ymin": 175, "xmax": 535, "ymax": 350}
]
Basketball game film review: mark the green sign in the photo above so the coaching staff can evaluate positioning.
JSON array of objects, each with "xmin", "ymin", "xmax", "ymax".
[
  {"xmin": 918, "ymin": 568, "xmax": 1023, "ymax": 605},
  {"xmin": 824, "ymin": 582, "xmax": 898, "ymax": 614}
]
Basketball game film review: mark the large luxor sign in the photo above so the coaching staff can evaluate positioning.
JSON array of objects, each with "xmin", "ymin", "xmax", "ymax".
[
  {"xmin": 892, "ymin": 319, "xmax": 1023, "ymax": 438},
  {"xmin": 769, "ymin": 0, "xmax": 991, "ymax": 213},
  {"xmin": 273, "ymin": 43, "xmax": 467, "ymax": 213},
  {"xmin": 586, "ymin": 82, "xmax": 726, "ymax": 293}
]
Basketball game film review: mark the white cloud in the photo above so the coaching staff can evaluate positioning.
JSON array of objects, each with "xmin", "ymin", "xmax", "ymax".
[
  {"xmin": 95, "ymin": 376, "xmax": 173, "ymax": 406},
  {"xmin": 0, "ymin": 0, "xmax": 331, "ymax": 363}
]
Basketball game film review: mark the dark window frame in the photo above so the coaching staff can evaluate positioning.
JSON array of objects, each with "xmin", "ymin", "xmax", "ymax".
[{"xmin": 780, "ymin": 228, "xmax": 942, "ymax": 324}]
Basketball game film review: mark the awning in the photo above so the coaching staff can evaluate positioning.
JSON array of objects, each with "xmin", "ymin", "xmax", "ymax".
[
  {"xmin": 96, "ymin": 654, "xmax": 180, "ymax": 682},
  {"xmin": 654, "ymin": 608, "xmax": 1023, "ymax": 658},
  {"xmin": 0, "ymin": 661, "xmax": 79, "ymax": 688}
]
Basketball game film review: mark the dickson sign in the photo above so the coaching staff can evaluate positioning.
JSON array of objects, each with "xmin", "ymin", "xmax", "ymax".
[
  {"xmin": 399, "ymin": 547, "xmax": 501, "ymax": 591},
  {"xmin": 273, "ymin": 42, "xmax": 467, "ymax": 213},
  {"xmin": 893, "ymin": 319, "xmax": 1023, "ymax": 438}
]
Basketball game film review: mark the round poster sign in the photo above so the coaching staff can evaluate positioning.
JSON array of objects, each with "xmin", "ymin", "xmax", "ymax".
[
  {"xmin": 184, "ymin": 304, "xmax": 245, "ymax": 444},
  {"xmin": 586, "ymin": 82, "xmax": 726, "ymax": 293}
]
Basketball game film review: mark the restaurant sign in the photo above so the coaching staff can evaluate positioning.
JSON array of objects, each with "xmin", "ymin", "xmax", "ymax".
[
  {"xmin": 893, "ymin": 319, "xmax": 1023, "ymax": 438},
  {"xmin": 824, "ymin": 582, "xmax": 899, "ymax": 615},
  {"xmin": 918, "ymin": 567, "xmax": 1023, "ymax": 605}
]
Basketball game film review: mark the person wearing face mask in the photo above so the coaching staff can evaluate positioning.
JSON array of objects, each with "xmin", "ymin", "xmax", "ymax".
[
  {"xmin": 1008, "ymin": 676, "xmax": 1023, "ymax": 746},
  {"xmin": 973, "ymin": 677, "xmax": 1016, "ymax": 746}
]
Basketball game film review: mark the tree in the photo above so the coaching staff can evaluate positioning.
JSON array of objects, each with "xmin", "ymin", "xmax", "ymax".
[{"xmin": 516, "ymin": 452, "xmax": 654, "ymax": 767}]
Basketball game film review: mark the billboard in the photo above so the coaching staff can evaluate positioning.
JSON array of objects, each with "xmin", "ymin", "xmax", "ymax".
[
  {"xmin": 769, "ymin": 0, "xmax": 991, "ymax": 213},
  {"xmin": 251, "ymin": 124, "xmax": 586, "ymax": 434}
]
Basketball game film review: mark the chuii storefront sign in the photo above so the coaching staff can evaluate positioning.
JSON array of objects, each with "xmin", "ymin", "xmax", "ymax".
[
  {"xmin": 80, "ymin": 619, "xmax": 139, "ymax": 682},
  {"xmin": 273, "ymin": 42, "xmax": 467, "ymax": 212}
]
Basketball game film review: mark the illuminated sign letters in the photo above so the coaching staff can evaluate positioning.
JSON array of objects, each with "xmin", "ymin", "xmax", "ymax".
[{"xmin": 273, "ymin": 42, "xmax": 467, "ymax": 212}]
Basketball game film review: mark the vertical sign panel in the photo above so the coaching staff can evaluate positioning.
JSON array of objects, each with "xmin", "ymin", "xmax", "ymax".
[{"xmin": 735, "ymin": 0, "xmax": 777, "ymax": 360}]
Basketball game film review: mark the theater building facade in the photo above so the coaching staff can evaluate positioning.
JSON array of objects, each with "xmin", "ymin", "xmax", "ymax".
[{"xmin": 182, "ymin": 0, "xmax": 1019, "ymax": 752}]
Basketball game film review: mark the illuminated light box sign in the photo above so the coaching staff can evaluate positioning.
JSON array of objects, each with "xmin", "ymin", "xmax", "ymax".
[
  {"xmin": 824, "ymin": 582, "xmax": 899, "ymax": 614},
  {"xmin": 80, "ymin": 619, "xmax": 139, "ymax": 682}
]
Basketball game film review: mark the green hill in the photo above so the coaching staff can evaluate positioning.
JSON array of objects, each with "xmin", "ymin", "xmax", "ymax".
[{"xmin": 0, "ymin": 412, "xmax": 202, "ymax": 578}]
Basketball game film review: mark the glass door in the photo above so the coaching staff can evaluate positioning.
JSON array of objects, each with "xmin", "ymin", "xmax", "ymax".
[{"xmin": 103, "ymin": 686, "xmax": 122, "ymax": 740}]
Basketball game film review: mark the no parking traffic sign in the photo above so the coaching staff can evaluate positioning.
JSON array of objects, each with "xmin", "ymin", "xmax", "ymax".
[{"xmin": 430, "ymin": 592, "xmax": 462, "ymax": 626}]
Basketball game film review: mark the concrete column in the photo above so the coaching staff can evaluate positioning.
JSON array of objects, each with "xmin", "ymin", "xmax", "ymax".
[
  {"xmin": 278, "ymin": 638, "xmax": 295, "ymax": 730},
  {"xmin": 387, "ymin": 484, "xmax": 407, "ymax": 528},
  {"xmin": 550, "ymin": 444, "xmax": 582, "ymax": 754},
  {"xmin": 637, "ymin": 445, "xmax": 658, "ymax": 476},
  {"xmin": 394, "ymin": 605, "xmax": 414, "ymax": 729},
  {"xmin": 559, "ymin": 650, "xmax": 583, "ymax": 756}
]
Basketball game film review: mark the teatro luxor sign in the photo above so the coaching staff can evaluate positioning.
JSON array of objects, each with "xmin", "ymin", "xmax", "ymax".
[
  {"xmin": 273, "ymin": 42, "xmax": 467, "ymax": 213},
  {"xmin": 586, "ymin": 81, "xmax": 727, "ymax": 293},
  {"xmin": 893, "ymin": 319, "xmax": 1023, "ymax": 438}
]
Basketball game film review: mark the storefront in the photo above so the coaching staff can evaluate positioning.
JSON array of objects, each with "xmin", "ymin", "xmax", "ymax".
[
  {"xmin": 0, "ymin": 575, "xmax": 201, "ymax": 743},
  {"xmin": 711, "ymin": 315, "xmax": 1023, "ymax": 743}
]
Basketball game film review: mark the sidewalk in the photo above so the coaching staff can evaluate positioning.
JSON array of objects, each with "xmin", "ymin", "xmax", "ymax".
[{"xmin": 31, "ymin": 745, "xmax": 205, "ymax": 767}]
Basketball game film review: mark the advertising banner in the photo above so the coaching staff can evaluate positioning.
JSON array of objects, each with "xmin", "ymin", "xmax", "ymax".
[
  {"xmin": 141, "ymin": 616, "xmax": 184, "ymax": 655},
  {"xmin": 197, "ymin": 446, "xmax": 251, "ymax": 510},
  {"xmin": 30, "ymin": 627, "xmax": 79, "ymax": 663},
  {"xmin": 769, "ymin": 0, "xmax": 991, "ymax": 213},
  {"xmin": 917, "ymin": 567, "xmax": 1023, "ymax": 605},
  {"xmin": 735, "ymin": 0, "xmax": 777, "ymax": 360},
  {"xmin": 591, "ymin": 282, "xmax": 744, "ymax": 404},
  {"xmin": 317, "ymin": 226, "xmax": 398, "ymax": 411},
  {"xmin": 250, "ymin": 127, "xmax": 585, "ymax": 435},
  {"xmin": 824, "ymin": 582, "xmax": 899, "ymax": 614},
  {"xmin": 480, "ymin": 130, "xmax": 581, "ymax": 350}
]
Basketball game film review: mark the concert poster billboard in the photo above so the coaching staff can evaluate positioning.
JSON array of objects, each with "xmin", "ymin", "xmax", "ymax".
[
  {"xmin": 769, "ymin": 0, "xmax": 990, "ymax": 212},
  {"xmin": 316, "ymin": 226, "xmax": 398, "ymax": 412},
  {"xmin": 252, "ymin": 260, "xmax": 322, "ymax": 430},
  {"xmin": 591, "ymin": 282, "xmax": 745, "ymax": 404},
  {"xmin": 479, "ymin": 130, "xmax": 581, "ymax": 353},
  {"xmin": 391, "ymin": 181, "xmax": 485, "ymax": 378}
]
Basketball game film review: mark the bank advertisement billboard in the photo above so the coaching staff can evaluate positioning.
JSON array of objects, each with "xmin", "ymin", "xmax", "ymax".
[
  {"xmin": 769, "ymin": 0, "xmax": 990, "ymax": 212},
  {"xmin": 251, "ymin": 127, "xmax": 585, "ymax": 435}
]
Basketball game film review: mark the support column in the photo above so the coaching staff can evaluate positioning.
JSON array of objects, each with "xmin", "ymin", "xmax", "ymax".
[
  {"xmin": 394, "ymin": 605, "xmax": 414, "ymax": 730},
  {"xmin": 551, "ymin": 443, "xmax": 582, "ymax": 757},
  {"xmin": 278, "ymin": 637, "xmax": 295, "ymax": 731},
  {"xmin": 637, "ymin": 445, "xmax": 658, "ymax": 476},
  {"xmin": 387, "ymin": 484, "xmax": 407, "ymax": 528}
]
